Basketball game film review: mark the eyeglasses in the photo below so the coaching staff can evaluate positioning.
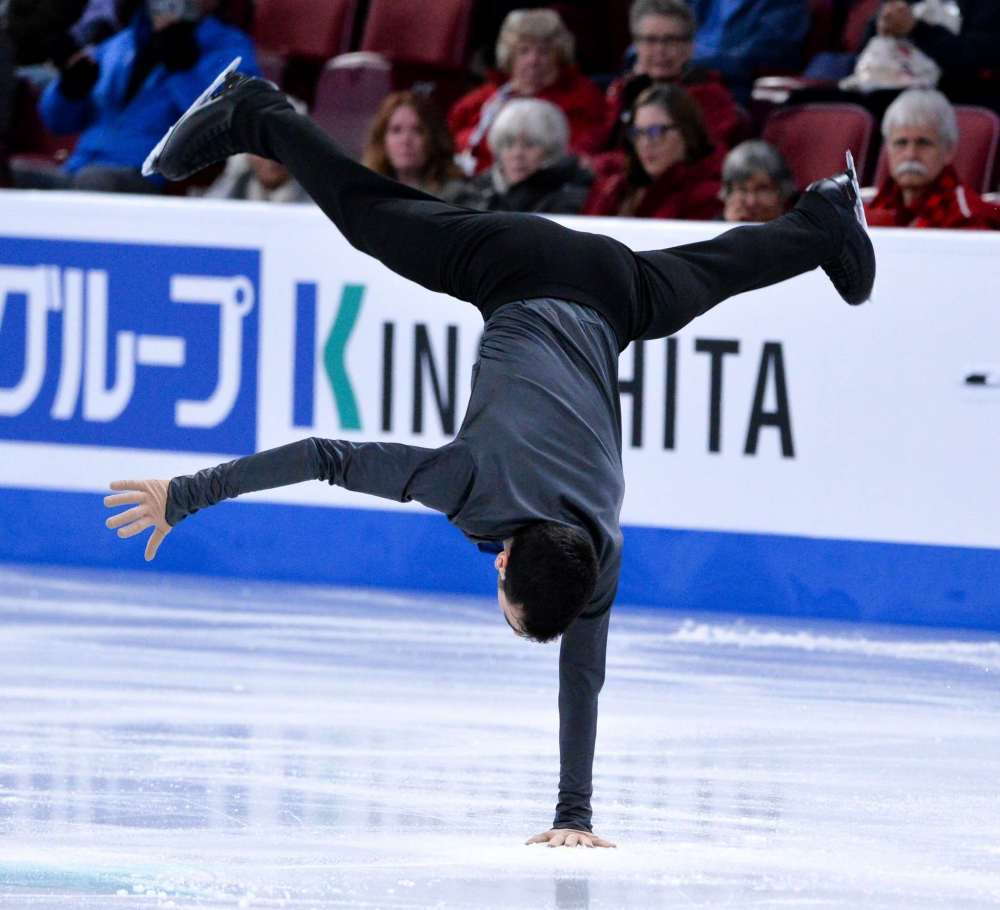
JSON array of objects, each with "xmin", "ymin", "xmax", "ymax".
[
  {"xmin": 628, "ymin": 124, "xmax": 679, "ymax": 142},
  {"xmin": 635, "ymin": 34, "xmax": 692, "ymax": 47}
]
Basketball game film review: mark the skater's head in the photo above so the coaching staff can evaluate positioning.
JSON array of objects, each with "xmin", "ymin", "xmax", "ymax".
[
  {"xmin": 881, "ymin": 89, "xmax": 957, "ymax": 203},
  {"xmin": 629, "ymin": 0, "xmax": 698, "ymax": 82},
  {"xmin": 627, "ymin": 84, "xmax": 711, "ymax": 184},
  {"xmin": 497, "ymin": 10, "xmax": 576, "ymax": 95},
  {"xmin": 494, "ymin": 523, "xmax": 599, "ymax": 643},
  {"xmin": 363, "ymin": 92, "xmax": 462, "ymax": 192},
  {"xmin": 721, "ymin": 140, "xmax": 795, "ymax": 223},
  {"xmin": 488, "ymin": 99, "xmax": 570, "ymax": 186}
]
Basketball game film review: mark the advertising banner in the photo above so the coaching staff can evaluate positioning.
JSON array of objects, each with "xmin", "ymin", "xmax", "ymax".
[{"xmin": 1, "ymin": 191, "xmax": 998, "ymax": 628}]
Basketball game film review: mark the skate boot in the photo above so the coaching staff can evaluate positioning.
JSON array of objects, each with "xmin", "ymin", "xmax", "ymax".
[
  {"xmin": 804, "ymin": 151, "xmax": 875, "ymax": 305},
  {"xmin": 143, "ymin": 58, "xmax": 281, "ymax": 181}
]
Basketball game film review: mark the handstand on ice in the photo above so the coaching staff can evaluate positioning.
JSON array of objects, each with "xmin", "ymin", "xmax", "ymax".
[{"xmin": 105, "ymin": 60, "xmax": 875, "ymax": 849}]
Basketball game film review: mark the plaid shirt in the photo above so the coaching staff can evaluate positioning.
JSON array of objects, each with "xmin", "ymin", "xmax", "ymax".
[{"xmin": 866, "ymin": 165, "xmax": 1000, "ymax": 230}]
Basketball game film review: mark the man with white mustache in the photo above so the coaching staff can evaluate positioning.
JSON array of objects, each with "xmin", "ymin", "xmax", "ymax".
[{"xmin": 866, "ymin": 88, "xmax": 1000, "ymax": 229}]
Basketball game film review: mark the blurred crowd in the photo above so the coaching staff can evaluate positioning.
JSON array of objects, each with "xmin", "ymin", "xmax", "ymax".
[{"xmin": 1, "ymin": 0, "xmax": 997, "ymax": 228}]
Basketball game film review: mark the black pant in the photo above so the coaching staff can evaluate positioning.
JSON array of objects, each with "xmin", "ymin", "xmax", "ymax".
[{"xmin": 232, "ymin": 91, "xmax": 844, "ymax": 351}]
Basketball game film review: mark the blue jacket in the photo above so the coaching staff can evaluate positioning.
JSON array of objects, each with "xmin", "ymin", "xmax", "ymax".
[
  {"xmin": 689, "ymin": 0, "xmax": 809, "ymax": 99},
  {"xmin": 40, "ymin": 13, "xmax": 260, "ymax": 175}
]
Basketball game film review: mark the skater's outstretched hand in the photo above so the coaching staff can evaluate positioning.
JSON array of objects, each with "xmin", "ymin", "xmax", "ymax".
[
  {"xmin": 104, "ymin": 479, "xmax": 173, "ymax": 561},
  {"xmin": 526, "ymin": 828, "xmax": 616, "ymax": 848}
]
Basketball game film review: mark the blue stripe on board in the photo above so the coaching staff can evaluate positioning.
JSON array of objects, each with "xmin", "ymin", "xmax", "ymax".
[
  {"xmin": 1, "ymin": 486, "xmax": 997, "ymax": 630},
  {"xmin": 293, "ymin": 282, "xmax": 317, "ymax": 429}
]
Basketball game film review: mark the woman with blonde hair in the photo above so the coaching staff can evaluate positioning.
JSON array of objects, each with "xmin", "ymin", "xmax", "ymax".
[
  {"xmin": 448, "ymin": 8, "xmax": 606, "ymax": 175},
  {"xmin": 363, "ymin": 91, "xmax": 464, "ymax": 197}
]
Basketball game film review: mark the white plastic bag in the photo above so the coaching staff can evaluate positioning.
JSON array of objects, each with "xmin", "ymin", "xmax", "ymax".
[{"xmin": 840, "ymin": 36, "xmax": 941, "ymax": 90}]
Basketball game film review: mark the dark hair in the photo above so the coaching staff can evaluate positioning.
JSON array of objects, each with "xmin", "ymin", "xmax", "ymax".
[
  {"xmin": 362, "ymin": 91, "xmax": 463, "ymax": 193},
  {"xmin": 625, "ymin": 83, "xmax": 711, "ymax": 187},
  {"xmin": 503, "ymin": 523, "xmax": 599, "ymax": 643}
]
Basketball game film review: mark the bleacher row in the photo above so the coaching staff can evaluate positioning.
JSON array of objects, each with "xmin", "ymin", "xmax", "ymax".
[{"xmin": 8, "ymin": 0, "xmax": 1000, "ymax": 199}]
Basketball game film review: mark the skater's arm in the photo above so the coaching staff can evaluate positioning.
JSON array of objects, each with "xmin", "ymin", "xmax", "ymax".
[
  {"xmin": 165, "ymin": 438, "xmax": 473, "ymax": 524},
  {"xmin": 106, "ymin": 438, "xmax": 474, "ymax": 559},
  {"xmin": 554, "ymin": 600, "xmax": 612, "ymax": 832}
]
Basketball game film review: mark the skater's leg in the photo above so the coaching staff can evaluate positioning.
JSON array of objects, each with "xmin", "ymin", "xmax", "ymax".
[
  {"xmin": 632, "ymin": 193, "xmax": 845, "ymax": 340},
  {"xmin": 231, "ymin": 90, "xmax": 639, "ymax": 328}
]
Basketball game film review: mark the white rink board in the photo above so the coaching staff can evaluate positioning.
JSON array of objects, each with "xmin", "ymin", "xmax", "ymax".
[{"xmin": 1, "ymin": 191, "xmax": 998, "ymax": 551}]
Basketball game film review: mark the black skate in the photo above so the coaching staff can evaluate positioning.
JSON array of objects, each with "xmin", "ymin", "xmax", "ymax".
[
  {"xmin": 805, "ymin": 151, "xmax": 875, "ymax": 306},
  {"xmin": 143, "ymin": 58, "xmax": 279, "ymax": 181}
]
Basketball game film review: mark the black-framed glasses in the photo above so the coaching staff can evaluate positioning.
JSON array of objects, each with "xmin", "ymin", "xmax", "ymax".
[
  {"xmin": 635, "ymin": 34, "xmax": 692, "ymax": 47},
  {"xmin": 628, "ymin": 124, "xmax": 679, "ymax": 142}
]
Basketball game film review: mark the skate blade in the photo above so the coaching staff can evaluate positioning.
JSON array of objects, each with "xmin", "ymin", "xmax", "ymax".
[
  {"xmin": 142, "ymin": 56, "xmax": 243, "ymax": 177},
  {"xmin": 845, "ymin": 150, "xmax": 869, "ymax": 231},
  {"xmin": 845, "ymin": 149, "xmax": 875, "ymax": 303}
]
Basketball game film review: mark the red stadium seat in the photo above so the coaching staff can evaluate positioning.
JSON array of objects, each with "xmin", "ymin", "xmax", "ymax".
[
  {"xmin": 311, "ymin": 53, "xmax": 393, "ymax": 161},
  {"xmin": 839, "ymin": 0, "xmax": 881, "ymax": 53},
  {"xmin": 360, "ymin": 0, "xmax": 473, "ymax": 69},
  {"xmin": 762, "ymin": 103, "xmax": 875, "ymax": 190},
  {"xmin": 253, "ymin": 0, "xmax": 357, "ymax": 61},
  {"xmin": 802, "ymin": 0, "xmax": 836, "ymax": 65},
  {"xmin": 872, "ymin": 105, "xmax": 1000, "ymax": 194}
]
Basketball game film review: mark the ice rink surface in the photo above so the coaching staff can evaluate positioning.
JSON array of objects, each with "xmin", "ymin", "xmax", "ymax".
[{"xmin": 1, "ymin": 564, "xmax": 998, "ymax": 909}]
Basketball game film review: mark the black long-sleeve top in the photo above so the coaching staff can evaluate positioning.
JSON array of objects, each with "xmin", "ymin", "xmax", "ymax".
[{"xmin": 166, "ymin": 297, "xmax": 625, "ymax": 832}]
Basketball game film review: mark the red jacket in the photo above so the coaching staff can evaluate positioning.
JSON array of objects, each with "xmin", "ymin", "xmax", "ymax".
[
  {"xmin": 448, "ymin": 65, "xmax": 607, "ymax": 174},
  {"xmin": 865, "ymin": 166, "xmax": 1000, "ymax": 230},
  {"xmin": 604, "ymin": 68, "xmax": 741, "ymax": 150},
  {"xmin": 582, "ymin": 145, "xmax": 725, "ymax": 220}
]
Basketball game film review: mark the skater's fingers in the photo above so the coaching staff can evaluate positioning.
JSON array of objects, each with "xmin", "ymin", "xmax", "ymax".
[
  {"xmin": 546, "ymin": 833, "xmax": 568, "ymax": 848},
  {"xmin": 104, "ymin": 491, "xmax": 145, "ymax": 508},
  {"xmin": 117, "ymin": 516, "xmax": 152, "ymax": 538},
  {"xmin": 525, "ymin": 832, "xmax": 550, "ymax": 845},
  {"xmin": 106, "ymin": 505, "xmax": 146, "ymax": 529},
  {"xmin": 110, "ymin": 479, "xmax": 151, "ymax": 493},
  {"xmin": 145, "ymin": 527, "xmax": 168, "ymax": 561}
]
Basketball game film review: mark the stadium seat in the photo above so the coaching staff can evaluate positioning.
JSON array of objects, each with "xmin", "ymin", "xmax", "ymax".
[
  {"xmin": 311, "ymin": 53, "xmax": 393, "ymax": 161},
  {"xmin": 253, "ymin": 0, "xmax": 357, "ymax": 61},
  {"xmin": 839, "ymin": 0, "xmax": 881, "ymax": 53},
  {"xmin": 360, "ymin": 0, "xmax": 473, "ymax": 70},
  {"xmin": 802, "ymin": 0, "xmax": 836, "ymax": 67},
  {"xmin": 762, "ymin": 103, "xmax": 874, "ymax": 189},
  {"xmin": 872, "ymin": 106, "xmax": 1000, "ymax": 194}
]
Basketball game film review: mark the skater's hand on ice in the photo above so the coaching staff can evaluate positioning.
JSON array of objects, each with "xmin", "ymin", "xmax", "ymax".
[
  {"xmin": 104, "ymin": 479, "xmax": 173, "ymax": 561},
  {"xmin": 526, "ymin": 828, "xmax": 616, "ymax": 848}
]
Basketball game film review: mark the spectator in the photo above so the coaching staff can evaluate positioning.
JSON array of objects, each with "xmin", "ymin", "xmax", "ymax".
[
  {"xmin": 720, "ymin": 139, "xmax": 796, "ymax": 222},
  {"xmin": 0, "ymin": 0, "xmax": 92, "ymax": 185},
  {"xmin": 445, "ymin": 98, "xmax": 594, "ymax": 213},
  {"xmin": 583, "ymin": 83, "xmax": 724, "ymax": 219},
  {"xmin": 868, "ymin": 0, "xmax": 1000, "ymax": 114},
  {"xmin": 605, "ymin": 0, "xmax": 740, "ymax": 149},
  {"xmin": 362, "ymin": 91, "xmax": 465, "ymax": 198},
  {"xmin": 688, "ymin": 0, "xmax": 810, "ymax": 102},
  {"xmin": 449, "ymin": 9, "xmax": 607, "ymax": 175},
  {"xmin": 204, "ymin": 153, "xmax": 308, "ymax": 203},
  {"xmin": 12, "ymin": 0, "xmax": 259, "ymax": 193},
  {"xmin": 866, "ymin": 88, "xmax": 1000, "ymax": 228}
]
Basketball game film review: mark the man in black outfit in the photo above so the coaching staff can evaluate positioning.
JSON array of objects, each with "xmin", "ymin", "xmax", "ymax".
[{"xmin": 105, "ymin": 63, "xmax": 875, "ymax": 848}]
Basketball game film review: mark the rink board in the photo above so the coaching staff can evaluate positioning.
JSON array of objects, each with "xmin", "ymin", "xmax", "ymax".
[{"xmin": 1, "ymin": 192, "xmax": 999, "ymax": 629}]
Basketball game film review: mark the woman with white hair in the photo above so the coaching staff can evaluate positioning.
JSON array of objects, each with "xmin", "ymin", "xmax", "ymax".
[
  {"xmin": 448, "ymin": 8, "xmax": 606, "ymax": 175},
  {"xmin": 721, "ymin": 140, "xmax": 796, "ymax": 222},
  {"xmin": 445, "ymin": 98, "xmax": 594, "ymax": 213},
  {"xmin": 866, "ymin": 88, "xmax": 1000, "ymax": 229}
]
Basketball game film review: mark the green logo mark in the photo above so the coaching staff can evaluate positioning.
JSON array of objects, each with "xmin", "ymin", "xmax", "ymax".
[{"xmin": 323, "ymin": 284, "xmax": 364, "ymax": 430}]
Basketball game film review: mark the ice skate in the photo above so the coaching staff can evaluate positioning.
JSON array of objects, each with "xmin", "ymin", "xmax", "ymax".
[
  {"xmin": 142, "ymin": 57, "xmax": 280, "ymax": 181},
  {"xmin": 805, "ymin": 150, "xmax": 876, "ymax": 305}
]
